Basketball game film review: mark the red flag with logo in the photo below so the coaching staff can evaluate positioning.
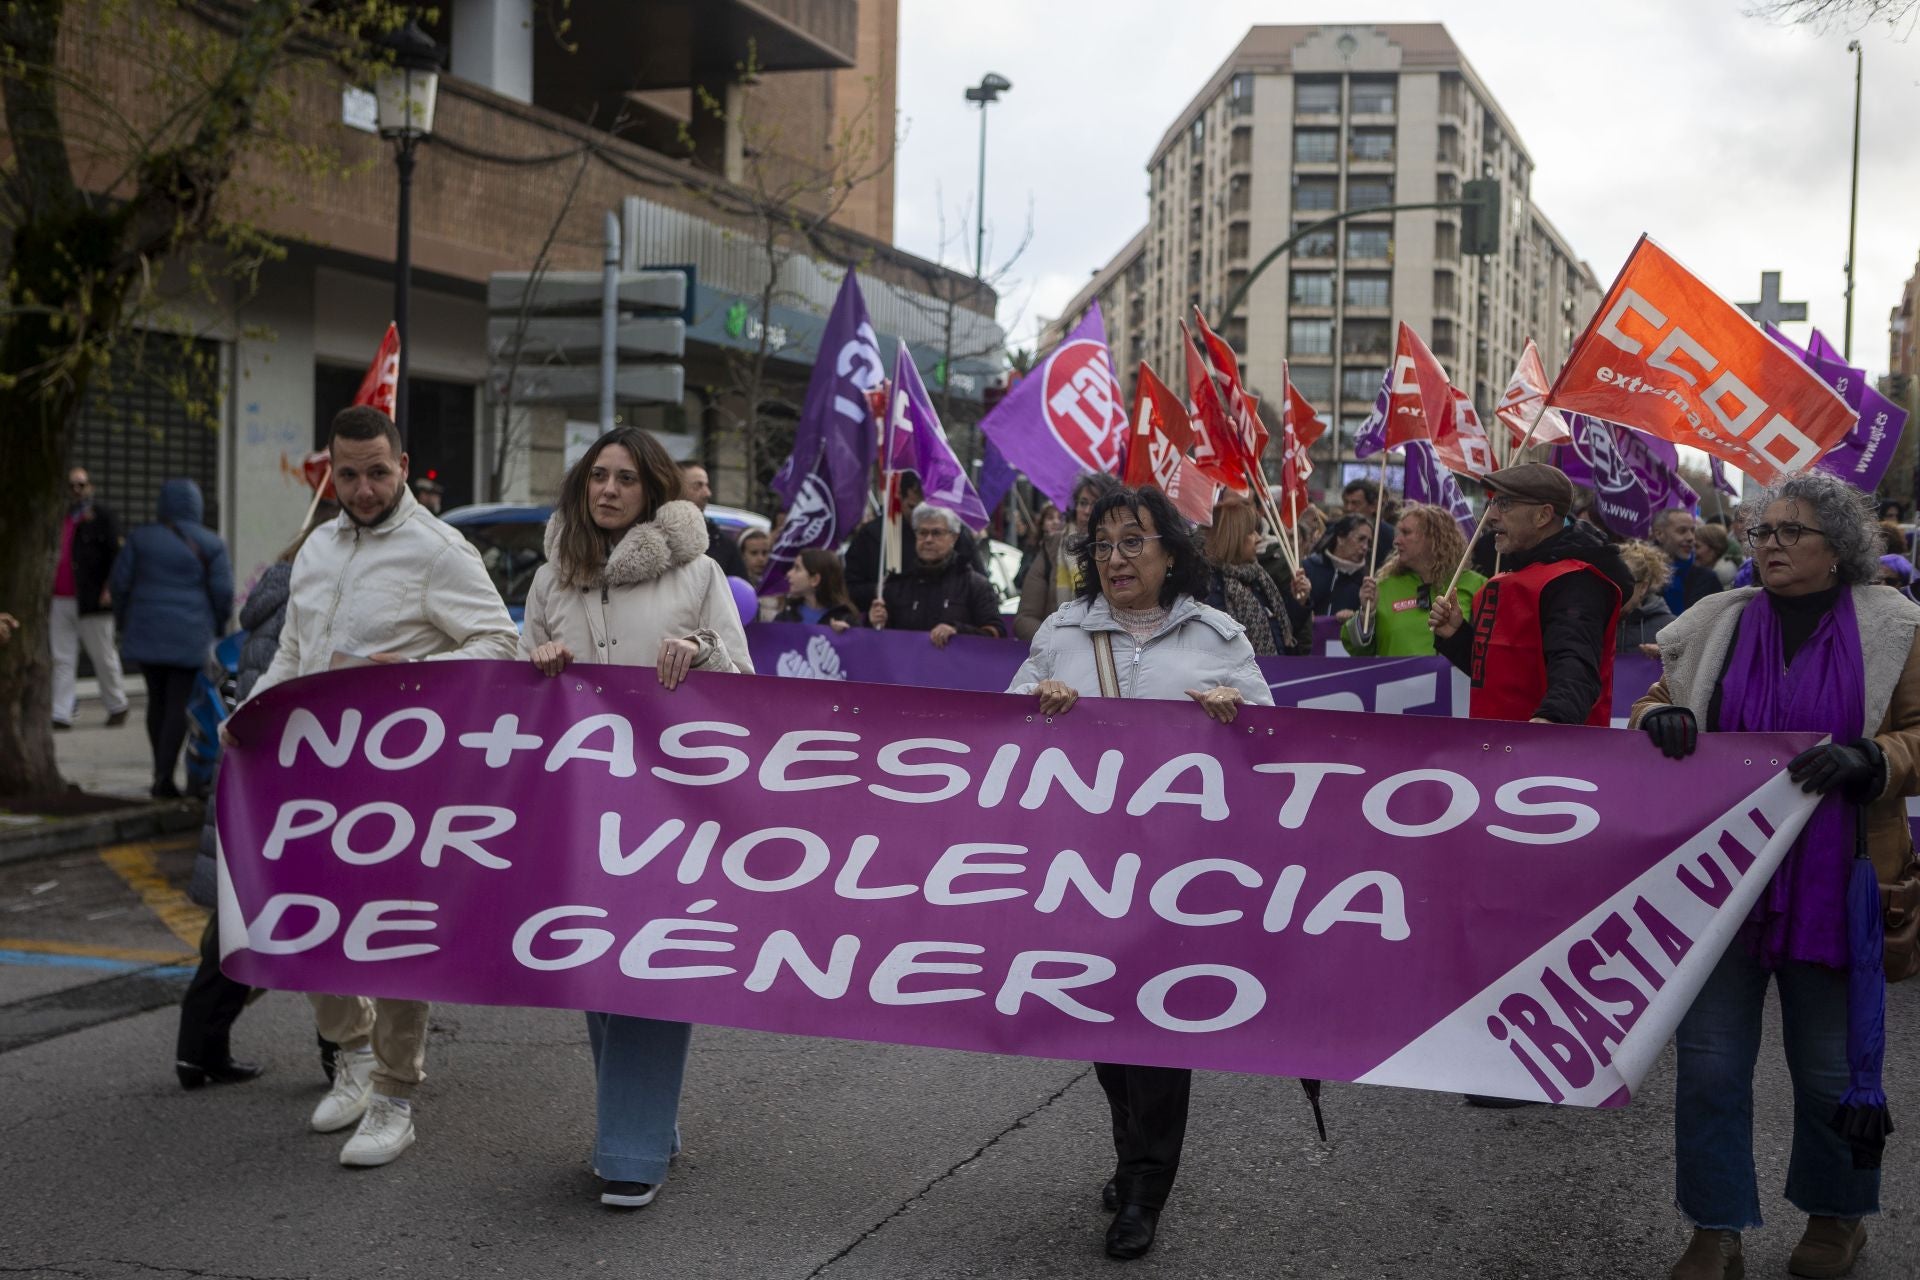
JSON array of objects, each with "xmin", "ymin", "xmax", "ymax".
[
  {"xmin": 354, "ymin": 323, "xmax": 401, "ymax": 419},
  {"xmin": 1384, "ymin": 322, "xmax": 1450, "ymax": 450},
  {"xmin": 1125, "ymin": 363, "xmax": 1218, "ymax": 525},
  {"xmin": 1183, "ymin": 326, "xmax": 1246, "ymax": 491},
  {"xmin": 1495, "ymin": 338, "xmax": 1572, "ymax": 447},
  {"xmin": 1436, "ymin": 388, "xmax": 1494, "ymax": 478},
  {"xmin": 1191, "ymin": 308, "xmax": 1269, "ymax": 468},
  {"xmin": 1547, "ymin": 236, "xmax": 1856, "ymax": 481},
  {"xmin": 1276, "ymin": 366, "xmax": 1326, "ymax": 528}
]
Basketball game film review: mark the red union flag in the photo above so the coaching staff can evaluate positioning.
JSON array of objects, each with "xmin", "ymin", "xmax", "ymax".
[
  {"xmin": 1496, "ymin": 338, "xmax": 1572, "ymax": 447},
  {"xmin": 1192, "ymin": 308, "xmax": 1268, "ymax": 467},
  {"xmin": 1276, "ymin": 366, "xmax": 1326, "ymax": 528},
  {"xmin": 354, "ymin": 323, "xmax": 401, "ymax": 419},
  {"xmin": 1183, "ymin": 326, "xmax": 1246, "ymax": 491},
  {"xmin": 1126, "ymin": 363, "xmax": 1217, "ymax": 525},
  {"xmin": 1437, "ymin": 388, "xmax": 1494, "ymax": 478},
  {"xmin": 1385, "ymin": 323, "xmax": 1450, "ymax": 450},
  {"xmin": 1548, "ymin": 236, "xmax": 1857, "ymax": 481}
]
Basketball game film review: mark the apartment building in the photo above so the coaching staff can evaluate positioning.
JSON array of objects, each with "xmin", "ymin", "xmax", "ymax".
[{"xmin": 1047, "ymin": 23, "xmax": 1602, "ymax": 493}]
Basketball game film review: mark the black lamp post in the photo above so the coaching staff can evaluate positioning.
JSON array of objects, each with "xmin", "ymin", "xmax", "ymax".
[
  {"xmin": 374, "ymin": 20, "xmax": 444, "ymax": 439},
  {"xmin": 963, "ymin": 73, "xmax": 1011, "ymax": 279}
]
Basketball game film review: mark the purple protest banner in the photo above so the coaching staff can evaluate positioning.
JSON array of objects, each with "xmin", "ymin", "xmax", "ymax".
[
  {"xmin": 764, "ymin": 273, "xmax": 884, "ymax": 597},
  {"xmin": 746, "ymin": 624, "xmax": 1459, "ymax": 714},
  {"xmin": 218, "ymin": 661, "xmax": 1818, "ymax": 1104},
  {"xmin": 979, "ymin": 305, "xmax": 1126, "ymax": 508}
]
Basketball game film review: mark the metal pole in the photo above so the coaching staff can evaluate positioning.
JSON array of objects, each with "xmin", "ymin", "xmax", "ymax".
[
  {"xmin": 600, "ymin": 210, "xmax": 620, "ymax": 431},
  {"xmin": 393, "ymin": 137, "xmax": 415, "ymax": 440},
  {"xmin": 974, "ymin": 103, "xmax": 989, "ymax": 279},
  {"xmin": 1845, "ymin": 41, "xmax": 1863, "ymax": 361}
]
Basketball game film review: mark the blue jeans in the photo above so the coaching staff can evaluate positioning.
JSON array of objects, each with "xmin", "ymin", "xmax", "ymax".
[
  {"xmin": 585, "ymin": 1012, "xmax": 691, "ymax": 1184},
  {"xmin": 1675, "ymin": 939, "xmax": 1880, "ymax": 1230}
]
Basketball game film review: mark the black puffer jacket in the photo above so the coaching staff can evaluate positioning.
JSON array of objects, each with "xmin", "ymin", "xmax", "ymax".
[
  {"xmin": 879, "ymin": 556, "xmax": 1003, "ymax": 637},
  {"xmin": 1435, "ymin": 520, "xmax": 1635, "ymax": 725},
  {"xmin": 188, "ymin": 563, "xmax": 293, "ymax": 908}
]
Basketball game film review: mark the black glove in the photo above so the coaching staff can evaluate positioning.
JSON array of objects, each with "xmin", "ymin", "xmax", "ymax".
[
  {"xmin": 1641, "ymin": 706, "xmax": 1698, "ymax": 760},
  {"xmin": 1788, "ymin": 740, "xmax": 1884, "ymax": 802}
]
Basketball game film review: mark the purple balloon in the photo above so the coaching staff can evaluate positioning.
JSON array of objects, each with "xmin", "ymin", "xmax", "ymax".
[{"xmin": 727, "ymin": 576, "xmax": 758, "ymax": 627}]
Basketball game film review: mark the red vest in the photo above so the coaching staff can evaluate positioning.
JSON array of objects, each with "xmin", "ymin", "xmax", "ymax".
[{"xmin": 1467, "ymin": 559, "xmax": 1621, "ymax": 726}]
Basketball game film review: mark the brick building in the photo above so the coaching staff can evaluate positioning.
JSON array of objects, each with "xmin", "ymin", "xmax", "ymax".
[{"xmin": 59, "ymin": 0, "xmax": 1000, "ymax": 587}]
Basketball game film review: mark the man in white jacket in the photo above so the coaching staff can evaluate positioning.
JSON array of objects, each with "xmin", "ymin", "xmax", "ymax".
[{"xmin": 238, "ymin": 405, "xmax": 519, "ymax": 1169}]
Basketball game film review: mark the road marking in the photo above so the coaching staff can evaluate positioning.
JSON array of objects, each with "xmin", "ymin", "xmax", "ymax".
[
  {"xmin": 0, "ymin": 937, "xmax": 194, "ymax": 965},
  {"xmin": 97, "ymin": 839, "xmax": 207, "ymax": 949},
  {"xmin": 0, "ymin": 948, "xmax": 194, "ymax": 979}
]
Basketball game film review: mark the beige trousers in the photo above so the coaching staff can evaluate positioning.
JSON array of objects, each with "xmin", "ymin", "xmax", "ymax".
[{"xmin": 309, "ymin": 995, "xmax": 429, "ymax": 1100}]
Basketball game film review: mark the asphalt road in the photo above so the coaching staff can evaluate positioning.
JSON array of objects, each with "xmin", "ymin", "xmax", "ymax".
[{"xmin": 0, "ymin": 840, "xmax": 1914, "ymax": 1280}]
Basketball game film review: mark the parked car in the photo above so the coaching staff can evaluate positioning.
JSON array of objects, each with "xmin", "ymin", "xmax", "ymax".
[{"xmin": 442, "ymin": 502, "xmax": 1023, "ymax": 622}]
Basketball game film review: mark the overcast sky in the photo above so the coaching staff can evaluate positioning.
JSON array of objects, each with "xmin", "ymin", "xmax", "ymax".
[{"xmin": 892, "ymin": 1, "xmax": 1920, "ymax": 379}]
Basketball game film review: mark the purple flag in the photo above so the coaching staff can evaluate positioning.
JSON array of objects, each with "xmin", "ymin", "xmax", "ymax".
[
  {"xmin": 1403, "ymin": 439, "xmax": 1474, "ymax": 533},
  {"xmin": 976, "ymin": 436, "xmax": 1018, "ymax": 517},
  {"xmin": 1351, "ymin": 369, "xmax": 1393, "ymax": 460},
  {"xmin": 1708, "ymin": 458, "xmax": 1739, "ymax": 500},
  {"xmin": 979, "ymin": 305, "xmax": 1125, "ymax": 508},
  {"xmin": 1556, "ymin": 415, "xmax": 1655, "ymax": 538},
  {"xmin": 888, "ymin": 342, "xmax": 989, "ymax": 531},
  {"xmin": 1771, "ymin": 326, "xmax": 1908, "ymax": 491},
  {"xmin": 763, "ymin": 273, "xmax": 884, "ymax": 596}
]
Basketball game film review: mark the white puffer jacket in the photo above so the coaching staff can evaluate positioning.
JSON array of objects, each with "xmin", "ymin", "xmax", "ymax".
[
  {"xmin": 251, "ymin": 486, "xmax": 519, "ymax": 700},
  {"xmin": 1007, "ymin": 594, "xmax": 1273, "ymax": 705},
  {"xmin": 519, "ymin": 500, "xmax": 753, "ymax": 675}
]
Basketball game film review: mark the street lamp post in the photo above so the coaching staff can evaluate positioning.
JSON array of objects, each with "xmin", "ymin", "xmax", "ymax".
[
  {"xmin": 963, "ymin": 73, "xmax": 1011, "ymax": 279},
  {"xmin": 1844, "ymin": 40, "xmax": 1863, "ymax": 361},
  {"xmin": 374, "ymin": 20, "xmax": 445, "ymax": 439}
]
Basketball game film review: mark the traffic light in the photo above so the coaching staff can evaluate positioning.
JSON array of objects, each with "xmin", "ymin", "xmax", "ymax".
[{"xmin": 1460, "ymin": 178, "xmax": 1501, "ymax": 256}]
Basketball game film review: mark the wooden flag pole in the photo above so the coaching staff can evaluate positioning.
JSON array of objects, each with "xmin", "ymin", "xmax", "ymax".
[
  {"xmin": 1441, "ymin": 398, "xmax": 1552, "ymax": 598},
  {"xmin": 1243, "ymin": 461, "xmax": 1297, "ymax": 576},
  {"xmin": 1358, "ymin": 450, "xmax": 1389, "ymax": 631},
  {"xmin": 302, "ymin": 464, "xmax": 332, "ymax": 531}
]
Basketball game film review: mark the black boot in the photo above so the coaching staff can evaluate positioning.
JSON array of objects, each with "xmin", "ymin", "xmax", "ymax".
[
  {"xmin": 1105, "ymin": 1204, "xmax": 1159, "ymax": 1261},
  {"xmin": 176, "ymin": 1058, "xmax": 265, "ymax": 1090},
  {"xmin": 1101, "ymin": 1178, "xmax": 1120, "ymax": 1211}
]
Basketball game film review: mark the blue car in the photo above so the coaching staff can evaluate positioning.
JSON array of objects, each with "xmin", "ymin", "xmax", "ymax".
[{"xmin": 443, "ymin": 502, "xmax": 770, "ymax": 625}]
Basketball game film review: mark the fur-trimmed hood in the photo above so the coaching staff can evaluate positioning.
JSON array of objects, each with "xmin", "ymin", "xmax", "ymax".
[{"xmin": 544, "ymin": 499, "xmax": 709, "ymax": 587}]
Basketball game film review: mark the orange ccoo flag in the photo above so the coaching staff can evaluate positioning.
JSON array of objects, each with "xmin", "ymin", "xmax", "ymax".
[
  {"xmin": 1126, "ymin": 362, "xmax": 1219, "ymax": 525},
  {"xmin": 1384, "ymin": 322, "xmax": 1452, "ymax": 451},
  {"xmin": 1547, "ymin": 235, "xmax": 1856, "ymax": 481}
]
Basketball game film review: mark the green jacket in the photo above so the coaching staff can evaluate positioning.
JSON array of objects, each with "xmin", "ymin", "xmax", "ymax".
[{"xmin": 1340, "ymin": 569, "xmax": 1486, "ymax": 657}]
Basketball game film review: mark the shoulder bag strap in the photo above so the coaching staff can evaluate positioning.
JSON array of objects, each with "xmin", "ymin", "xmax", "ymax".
[{"xmin": 1092, "ymin": 629, "xmax": 1122, "ymax": 699}]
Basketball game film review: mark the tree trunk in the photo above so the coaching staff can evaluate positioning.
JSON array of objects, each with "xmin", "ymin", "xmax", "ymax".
[{"xmin": 0, "ymin": 393, "xmax": 79, "ymax": 798}]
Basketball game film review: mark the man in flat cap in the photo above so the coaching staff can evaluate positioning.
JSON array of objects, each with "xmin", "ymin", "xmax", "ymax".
[{"xmin": 1429, "ymin": 463, "xmax": 1635, "ymax": 726}]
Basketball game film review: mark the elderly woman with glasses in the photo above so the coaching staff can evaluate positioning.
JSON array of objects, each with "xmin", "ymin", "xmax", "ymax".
[
  {"xmin": 1006, "ymin": 485, "xmax": 1274, "ymax": 1262},
  {"xmin": 1632, "ymin": 469, "xmax": 1920, "ymax": 1280},
  {"xmin": 868, "ymin": 503, "xmax": 1004, "ymax": 645}
]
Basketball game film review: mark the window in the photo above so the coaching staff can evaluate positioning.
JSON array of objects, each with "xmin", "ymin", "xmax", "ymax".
[
  {"xmin": 1432, "ymin": 317, "xmax": 1458, "ymax": 358},
  {"xmin": 71, "ymin": 334, "xmax": 223, "ymax": 529},
  {"xmin": 1436, "ymin": 172, "xmax": 1459, "ymax": 202},
  {"xmin": 1437, "ymin": 123, "xmax": 1462, "ymax": 166},
  {"xmin": 1227, "ymin": 224, "xmax": 1250, "ymax": 259},
  {"xmin": 1227, "ymin": 173, "xmax": 1251, "ymax": 214},
  {"xmin": 1433, "ymin": 269, "xmax": 1458, "ymax": 311},
  {"xmin": 1295, "ymin": 79, "xmax": 1340, "ymax": 114},
  {"xmin": 1342, "ymin": 367, "xmax": 1386, "ymax": 401},
  {"xmin": 1288, "ymin": 364, "xmax": 1334, "ymax": 404},
  {"xmin": 1189, "ymin": 117, "xmax": 1205, "ymax": 151},
  {"xmin": 1349, "ymin": 129, "xmax": 1395, "ymax": 162},
  {"xmin": 1342, "ymin": 319, "xmax": 1392, "ymax": 357},
  {"xmin": 1346, "ymin": 176, "xmax": 1393, "ymax": 209},
  {"xmin": 1294, "ymin": 178, "xmax": 1338, "ymax": 212},
  {"xmin": 1347, "ymin": 226, "xmax": 1391, "ymax": 259},
  {"xmin": 1435, "ymin": 222, "xmax": 1459, "ymax": 260},
  {"xmin": 1294, "ymin": 129, "xmax": 1338, "ymax": 164},
  {"xmin": 1290, "ymin": 271, "xmax": 1334, "ymax": 306},
  {"xmin": 1349, "ymin": 79, "xmax": 1396, "ymax": 114},
  {"xmin": 1293, "ymin": 224, "xmax": 1336, "ymax": 257},
  {"xmin": 1344, "ymin": 272, "xmax": 1390, "ymax": 308},
  {"xmin": 1229, "ymin": 72, "xmax": 1254, "ymax": 115},
  {"xmin": 1289, "ymin": 318, "xmax": 1334, "ymax": 356},
  {"xmin": 1230, "ymin": 125, "xmax": 1253, "ymax": 166}
]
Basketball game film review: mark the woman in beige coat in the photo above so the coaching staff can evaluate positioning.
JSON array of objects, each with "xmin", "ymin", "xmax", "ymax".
[{"xmin": 520, "ymin": 426, "xmax": 752, "ymax": 1210}]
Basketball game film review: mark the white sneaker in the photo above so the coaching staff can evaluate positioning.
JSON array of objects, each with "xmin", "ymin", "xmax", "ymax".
[
  {"xmin": 340, "ymin": 1094, "xmax": 414, "ymax": 1167},
  {"xmin": 309, "ymin": 1050, "xmax": 375, "ymax": 1133}
]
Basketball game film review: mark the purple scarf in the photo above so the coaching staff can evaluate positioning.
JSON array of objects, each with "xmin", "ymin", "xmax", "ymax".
[{"xmin": 1717, "ymin": 588, "xmax": 1863, "ymax": 969}]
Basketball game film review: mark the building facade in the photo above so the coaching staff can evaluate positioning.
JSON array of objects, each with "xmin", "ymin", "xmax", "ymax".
[
  {"xmin": 1046, "ymin": 23, "xmax": 1602, "ymax": 494},
  {"xmin": 59, "ymin": 0, "xmax": 998, "ymax": 593}
]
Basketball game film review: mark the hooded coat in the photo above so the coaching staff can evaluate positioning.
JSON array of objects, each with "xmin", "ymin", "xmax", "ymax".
[
  {"xmin": 110, "ymin": 479, "xmax": 233, "ymax": 669},
  {"xmin": 1434, "ymin": 520, "xmax": 1636, "ymax": 725},
  {"xmin": 520, "ymin": 499, "xmax": 753, "ymax": 675}
]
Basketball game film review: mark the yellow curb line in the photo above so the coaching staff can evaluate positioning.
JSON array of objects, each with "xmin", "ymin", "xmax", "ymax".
[
  {"xmin": 98, "ymin": 838, "xmax": 207, "ymax": 950},
  {"xmin": 0, "ymin": 936, "xmax": 195, "ymax": 965}
]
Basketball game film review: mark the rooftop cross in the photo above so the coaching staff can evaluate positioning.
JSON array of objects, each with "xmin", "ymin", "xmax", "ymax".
[{"xmin": 1737, "ymin": 271, "xmax": 1808, "ymax": 328}]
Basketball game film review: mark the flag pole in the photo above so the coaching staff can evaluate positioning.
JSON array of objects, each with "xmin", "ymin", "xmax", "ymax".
[
  {"xmin": 302, "ymin": 464, "xmax": 332, "ymax": 531},
  {"xmin": 1359, "ymin": 450, "xmax": 1388, "ymax": 631},
  {"xmin": 1243, "ymin": 461, "xmax": 1296, "ymax": 575},
  {"xmin": 1442, "ymin": 398, "xmax": 1551, "ymax": 597}
]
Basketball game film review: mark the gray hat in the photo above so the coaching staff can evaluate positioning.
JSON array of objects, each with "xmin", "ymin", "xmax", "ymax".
[{"xmin": 1481, "ymin": 463, "xmax": 1574, "ymax": 516}]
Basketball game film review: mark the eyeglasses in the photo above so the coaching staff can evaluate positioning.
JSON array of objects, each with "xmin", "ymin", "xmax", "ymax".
[
  {"xmin": 1090, "ymin": 534, "xmax": 1163, "ymax": 562},
  {"xmin": 1488, "ymin": 495, "xmax": 1545, "ymax": 512},
  {"xmin": 1745, "ymin": 523, "xmax": 1826, "ymax": 548},
  {"xmin": 914, "ymin": 527, "xmax": 955, "ymax": 539}
]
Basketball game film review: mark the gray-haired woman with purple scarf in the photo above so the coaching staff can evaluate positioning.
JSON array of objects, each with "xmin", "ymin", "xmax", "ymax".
[{"xmin": 1632, "ymin": 469, "xmax": 1920, "ymax": 1280}]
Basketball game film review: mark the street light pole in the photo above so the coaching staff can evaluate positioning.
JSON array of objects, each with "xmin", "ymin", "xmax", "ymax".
[
  {"xmin": 963, "ymin": 74, "xmax": 1011, "ymax": 279},
  {"xmin": 1845, "ymin": 40, "xmax": 1863, "ymax": 361},
  {"xmin": 374, "ymin": 20, "xmax": 445, "ymax": 441}
]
